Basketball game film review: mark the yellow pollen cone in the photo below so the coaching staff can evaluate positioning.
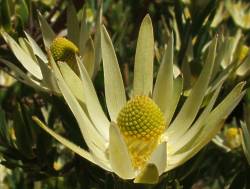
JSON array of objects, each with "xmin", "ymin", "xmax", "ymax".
[
  {"xmin": 117, "ymin": 95, "xmax": 165, "ymax": 169},
  {"xmin": 50, "ymin": 37, "xmax": 79, "ymax": 73}
]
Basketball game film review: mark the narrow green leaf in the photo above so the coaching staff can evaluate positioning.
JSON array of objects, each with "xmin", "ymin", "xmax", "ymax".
[
  {"xmin": 32, "ymin": 116, "xmax": 111, "ymax": 171},
  {"xmin": 79, "ymin": 7, "xmax": 89, "ymax": 56},
  {"xmin": 25, "ymin": 32, "xmax": 47, "ymax": 63},
  {"xmin": 1, "ymin": 31, "xmax": 43, "ymax": 80},
  {"xmin": 241, "ymin": 122, "xmax": 250, "ymax": 165},
  {"xmin": 101, "ymin": 25, "xmax": 126, "ymax": 121},
  {"xmin": 93, "ymin": 4, "xmax": 102, "ymax": 77},
  {"xmin": 167, "ymin": 82, "xmax": 245, "ymax": 170},
  {"xmin": 0, "ymin": 108, "xmax": 10, "ymax": 144},
  {"xmin": 237, "ymin": 53, "xmax": 250, "ymax": 76},
  {"xmin": 171, "ymin": 82, "xmax": 223, "ymax": 154},
  {"xmin": 168, "ymin": 37, "xmax": 217, "ymax": 140},
  {"xmin": 82, "ymin": 37, "xmax": 95, "ymax": 77},
  {"xmin": 166, "ymin": 76, "xmax": 183, "ymax": 126},
  {"xmin": 0, "ymin": 0, "xmax": 11, "ymax": 31},
  {"xmin": 18, "ymin": 37, "xmax": 36, "ymax": 61},
  {"xmin": 0, "ymin": 58, "xmax": 45, "ymax": 91},
  {"xmin": 67, "ymin": 1, "xmax": 79, "ymax": 45},
  {"xmin": 153, "ymin": 34, "xmax": 173, "ymax": 121},
  {"xmin": 36, "ymin": 57, "xmax": 59, "ymax": 93},
  {"xmin": 13, "ymin": 104, "xmax": 33, "ymax": 157},
  {"xmin": 57, "ymin": 63, "xmax": 85, "ymax": 104},
  {"xmin": 133, "ymin": 14, "xmax": 154, "ymax": 96},
  {"xmin": 49, "ymin": 52, "xmax": 107, "ymax": 153},
  {"xmin": 241, "ymin": 105, "xmax": 250, "ymax": 165},
  {"xmin": 76, "ymin": 56, "xmax": 110, "ymax": 141},
  {"xmin": 38, "ymin": 12, "xmax": 56, "ymax": 48},
  {"xmin": 16, "ymin": 0, "xmax": 29, "ymax": 25}
]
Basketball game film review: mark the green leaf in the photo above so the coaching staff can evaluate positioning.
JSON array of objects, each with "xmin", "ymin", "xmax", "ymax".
[
  {"xmin": 153, "ymin": 34, "xmax": 174, "ymax": 124},
  {"xmin": 57, "ymin": 63, "xmax": 85, "ymax": 104},
  {"xmin": 24, "ymin": 32, "xmax": 47, "ymax": 63},
  {"xmin": 18, "ymin": 37, "xmax": 36, "ymax": 61},
  {"xmin": 38, "ymin": 12, "xmax": 56, "ymax": 48},
  {"xmin": 168, "ymin": 37, "xmax": 217, "ymax": 141},
  {"xmin": 93, "ymin": 4, "xmax": 102, "ymax": 77},
  {"xmin": 0, "ymin": 58, "xmax": 45, "ymax": 91},
  {"xmin": 167, "ymin": 82, "xmax": 245, "ymax": 171},
  {"xmin": 0, "ymin": 108, "xmax": 10, "ymax": 144},
  {"xmin": 109, "ymin": 122, "xmax": 134, "ymax": 179},
  {"xmin": 237, "ymin": 53, "xmax": 250, "ymax": 76},
  {"xmin": 171, "ymin": 82, "xmax": 223, "ymax": 154},
  {"xmin": 79, "ymin": 7, "xmax": 89, "ymax": 56},
  {"xmin": 229, "ymin": 171, "xmax": 247, "ymax": 189},
  {"xmin": 101, "ymin": 25, "xmax": 126, "ymax": 121},
  {"xmin": 16, "ymin": 0, "xmax": 29, "ymax": 25},
  {"xmin": 82, "ymin": 37, "xmax": 95, "ymax": 77},
  {"xmin": 133, "ymin": 14, "xmax": 154, "ymax": 96},
  {"xmin": 32, "ymin": 116, "xmax": 111, "ymax": 171},
  {"xmin": 167, "ymin": 76, "xmax": 183, "ymax": 126},
  {"xmin": 67, "ymin": 1, "xmax": 79, "ymax": 46},
  {"xmin": 76, "ymin": 56, "xmax": 110, "ymax": 140},
  {"xmin": 49, "ymin": 53, "xmax": 108, "ymax": 162},
  {"xmin": 1, "ymin": 31, "xmax": 43, "ymax": 80},
  {"xmin": 241, "ymin": 122, "xmax": 250, "ymax": 165},
  {"xmin": 242, "ymin": 105, "xmax": 250, "ymax": 165},
  {"xmin": 13, "ymin": 104, "xmax": 33, "ymax": 157},
  {"xmin": 0, "ymin": 0, "xmax": 11, "ymax": 31},
  {"xmin": 36, "ymin": 57, "xmax": 59, "ymax": 93}
]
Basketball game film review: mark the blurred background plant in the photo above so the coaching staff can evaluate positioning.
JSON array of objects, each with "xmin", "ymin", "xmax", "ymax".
[{"xmin": 1, "ymin": 0, "xmax": 250, "ymax": 188}]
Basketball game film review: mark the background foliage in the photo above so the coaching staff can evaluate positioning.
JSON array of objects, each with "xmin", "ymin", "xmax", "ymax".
[{"xmin": 1, "ymin": 0, "xmax": 250, "ymax": 188}]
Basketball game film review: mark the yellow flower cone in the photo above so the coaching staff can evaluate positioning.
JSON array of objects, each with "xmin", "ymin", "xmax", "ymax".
[
  {"xmin": 50, "ymin": 37, "xmax": 79, "ymax": 74},
  {"xmin": 117, "ymin": 95, "xmax": 165, "ymax": 168}
]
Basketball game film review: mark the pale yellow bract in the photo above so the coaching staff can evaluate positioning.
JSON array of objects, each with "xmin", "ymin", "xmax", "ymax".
[{"xmin": 32, "ymin": 13, "xmax": 245, "ymax": 184}]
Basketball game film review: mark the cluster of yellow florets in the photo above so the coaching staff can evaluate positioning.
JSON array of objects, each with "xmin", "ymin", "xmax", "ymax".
[
  {"xmin": 117, "ymin": 95, "xmax": 165, "ymax": 140},
  {"xmin": 50, "ymin": 37, "xmax": 79, "ymax": 72},
  {"xmin": 117, "ymin": 95, "xmax": 166, "ymax": 168}
]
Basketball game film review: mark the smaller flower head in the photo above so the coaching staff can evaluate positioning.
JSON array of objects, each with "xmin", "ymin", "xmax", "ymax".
[
  {"xmin": 50, "ymin": 37, "xmax": 79, "ymax": 73},
  {"xmin": 225, "ymin": 127, "xmax": 241, "ymax": 149}
]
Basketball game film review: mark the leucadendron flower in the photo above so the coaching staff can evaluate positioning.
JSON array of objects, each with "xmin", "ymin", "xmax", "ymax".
[
  {"xmin": 213, "ymin": 125, "xmax": 242, "ymax": 152},
  {"xmin": 0, "ymin": 2, "xmax": 101, "ymax": 97},
  {"xmin": 33, "ymin": 15, "xmax": 245, "ymax": 184}
]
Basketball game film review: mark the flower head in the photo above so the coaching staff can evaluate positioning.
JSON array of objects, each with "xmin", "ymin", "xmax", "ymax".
[
  {"xmin": 50, "ymin": 37, "xmax": 79, "ymax": 73},
  {"xmin": 33, "ymin": 14, "xmax": 245, "ymax": 184},
  {"xmin": 50, "ymin": 37, "xmax": 79, "ymax": 64},
  {"xmin": 117, "ymin": 95, "xmax": 165, "ymax": 168}
]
